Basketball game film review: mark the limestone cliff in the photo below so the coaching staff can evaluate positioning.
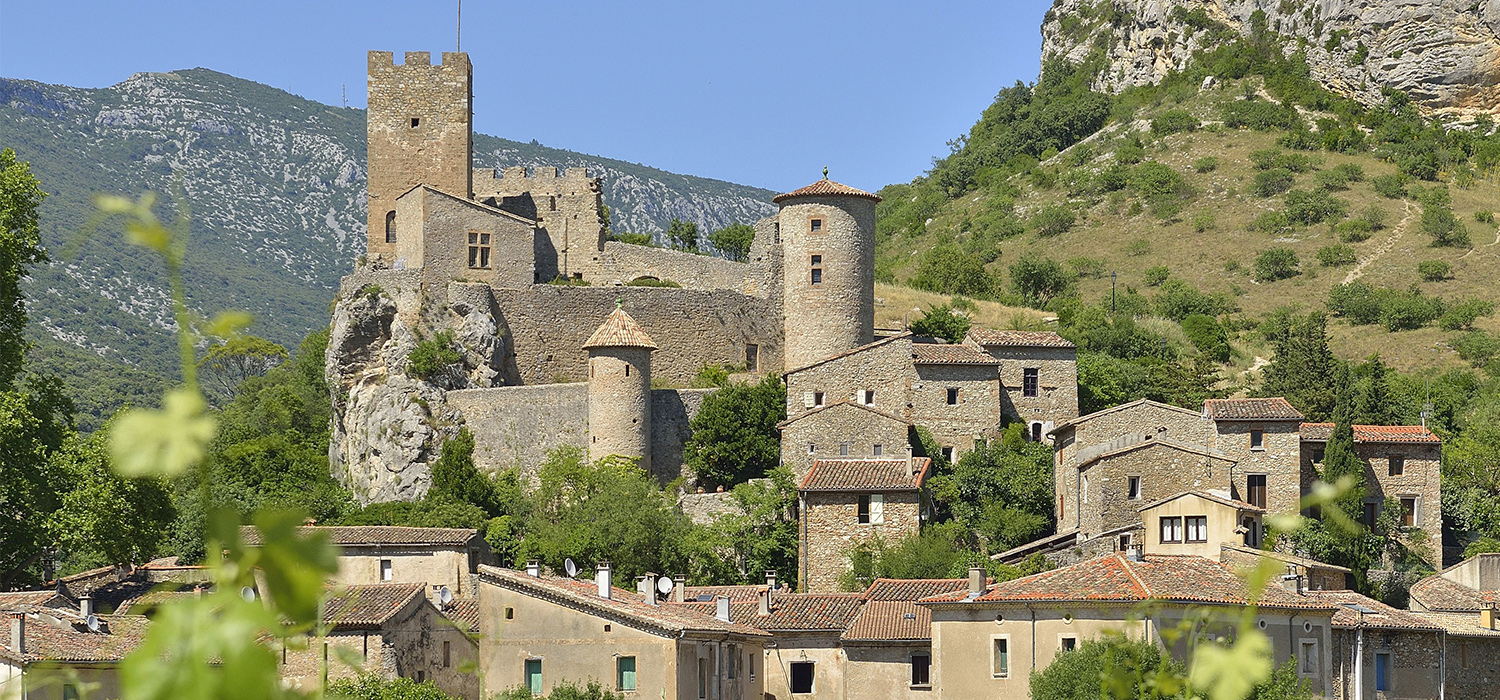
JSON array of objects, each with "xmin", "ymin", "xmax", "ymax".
[
  {"xmin": 1040, "ymin": 0, "xmax": 1500, "ymax": 115},
  {"xmin": 324, "ymin": 274, "xmax": 509, "ymax": 503}
]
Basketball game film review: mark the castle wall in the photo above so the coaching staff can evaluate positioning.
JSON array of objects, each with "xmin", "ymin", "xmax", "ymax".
[
  {"xmin": 474, "ymin": 166, "xmax": 604, "ymax": 282},
  {"xmin": 446, "ymin": 383, "xmax": 589, "ymax": 478},
  {"xmin": 367, "ymin": 51, "xmax": 472, "ymax": 261},
  {"xmin": 652, "ymin": 388, "xmax": 715, "ymax": 483},
  {"xmin": 587, "ymin": 347, "xmax": 653, "ymax": 470},
  {"xmin": 591, "ymin": 241, "xmax": 772, "ymax": 296},
  {"xmin": 493, "ymin": 286, "xmax": 781, "ymax": 388}
]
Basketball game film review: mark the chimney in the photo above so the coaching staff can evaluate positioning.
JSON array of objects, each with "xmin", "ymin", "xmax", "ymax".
[
  {"xmin": 765, "ymin": 570, "xmax": 777, "ymax": 606},
  {"xmin": 79, "ymin": 596, "xmax": 93, "ymax": 618},
  {"xmin": 715, "ymin": 595, "xmax": 731, "ymax": 623},
  {"xmin": 8, "ymin": 612, "xmax": 22, "ymax": 655},
  {"xmin": 673, "ymin": 575, "xmax": 686, "ymax": 603},
  {"xmin": 758, "ymin": 588, "xmax": 771, "ymax": 616},
  {"xmin": 1125, "ymin": 544, "xmax": 1144, "ymax": 562},
  {"xmin": 525, "ymin": 560, "xmax": 541, "ymax": 578},
  {"xmin": 968, "ymin": 566, "xmax": 985, "ymax": 596},
  {"xmin": 905, "ymin": 445, "xmax": 915, "ymax": 477},
  {"xmin": 596, "ymin": 562, "xmax": 613, "ymax": 600},
  {"xmin": 640, "ymin": 574, "xmax": 658, "ymax": 606}
]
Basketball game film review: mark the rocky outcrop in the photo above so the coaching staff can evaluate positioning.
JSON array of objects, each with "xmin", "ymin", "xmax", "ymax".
[
  {"xmin": 1040, "ymin": 0, "xmax": 1500, "ymax": 116},
  {"xmin": 325, "ymin": 273, "xmax": 511, "ymax": 503}
]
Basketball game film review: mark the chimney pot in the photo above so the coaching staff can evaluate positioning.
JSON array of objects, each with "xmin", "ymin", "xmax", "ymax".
[
  {"xmin": 639, "ymin": 574, "xmax": 658, "ymax": 606},
  {"xmin": 765, "ymin": 570, "xmax": 777, "ymax": 606},
  {"xmin": 758, "ymin": 588, "xmax": 771, "ymax": 616},
  {"xmin": 1482, "ymin": 606, "xmax": 1498, "ymax": 630},
  {"xmin": 525, "ymin": 560, "xmax": 541, "ymax": 577},
  {"xmin": 968, "ymin": 567, "xmax": 985, "ymax": 596},
  {"xmin": 596, "ymin": 562, "xmax": 613, "ymax": 600},
  {"xmin": 1125, "ymin": 544, "xmax": 1144, "ymax": 562},
  {"xmin": 79, "ymin": 596, "xmax": 92, "ymax": 618},
  {"xmin": 8, "ymin": 612, "xmax": 23, "ymax": 655},
  {"xmin": 715, "ymin": 595, "xmax": 731, "ymax": 623},
  {"xmin": 673, "ymin": 575, "xmax": 686, "ymax": 603}
]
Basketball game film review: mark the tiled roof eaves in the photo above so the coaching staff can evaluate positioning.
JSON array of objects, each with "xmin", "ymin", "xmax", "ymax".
[
  {"xmin": 1049, "ymin": 399, "xmax": 1201, "ymax": 435},
  {"xmin": 772, "ymin": 178, "xmax": 881, "ymax": 204},
  {"xmin": 798, "ymin": 458, "xmax": 930, "ymax": 491},
  {"xmin": 965, "ymin": 329, "xmax": 1076, "ymax": 348},
  {"xmin": 1220, "ymin": 545, "xmax": 1353, "ymax": 574},
  {"xmin": 1138, "ymin": 490, "xmax": 1264, "ymax": 514},
  {"xmin": 782, "ymin": 333, "xmax": 912, "ymax": 377},
  {"xmin": 1203, "ymin": 398, "xmax": 1304, "ymax": 421}
]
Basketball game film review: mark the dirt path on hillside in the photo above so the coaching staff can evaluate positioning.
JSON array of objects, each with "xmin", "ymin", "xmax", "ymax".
[{"xmin": 1343, "ymin": 201, "xmax": 1416, "ymax": 284}]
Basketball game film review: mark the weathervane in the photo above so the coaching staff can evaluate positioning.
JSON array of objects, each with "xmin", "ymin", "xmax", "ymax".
[{"xmin": 822, "ymin": 166, "xmax": 829, "ymax": 180}]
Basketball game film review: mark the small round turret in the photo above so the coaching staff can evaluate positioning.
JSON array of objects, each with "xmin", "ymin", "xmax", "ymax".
[
  {"xmin": 776, "ymin": 173, "xmax": 880, "ymax": 369},
  {"xmin": 584, "ymin": 303, "xmax": 657, "ymax": 470}
]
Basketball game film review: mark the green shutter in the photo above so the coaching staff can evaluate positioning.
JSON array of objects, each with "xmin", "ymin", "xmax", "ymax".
[
  {"xmin": 526, "ymin": 659, "xmax": 543, "ymax": 695},
  {"xmin": 618, "ymin": 656, "xmax": 637, "ymax": 691}
]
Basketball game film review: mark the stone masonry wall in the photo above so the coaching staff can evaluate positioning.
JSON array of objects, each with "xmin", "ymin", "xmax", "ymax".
[
  {"xmin": 1208, "ymin": 420, "xmax": 1302, "ymax": 517},
  {"xmin": 785, "ymin": 336, "xmax": 912, "ymax": 421},
  {"xmin": 653, "ymin": 388, "xmax": 714, "ymax": 483},
  {"xmin": 592, "ymin": 241, "xmax": 773, "ymax": 296},
  {"xmin": 911, "ymin": 363, "xmax": 1003, "ymax": 458},
  {"xmin": 586, "ymin": 347, "xmax": 653, "ymax": 471},
  {"xmin": 367, "ymin": 51, "xmax": 471, "ymax": 262},
  {"xmin": 981, "ymin": 345, "xmax": 1078, "ymax": 430},
  {"xmin": 780, "ymin": 403, "xmax": 912, "ymax": 481},
  {"xmin": 779, "ymin": 196, "xmax": 876, "ymax": 370},
  {"xmin": 1054, "ymin": 402, "xmax": 1208, "ymax": 527},
  {"xmin": 1078, "ymin": 441, "xmax": 1234, "ymax": 536},
  {"xmin": 1443, "ymin": 635, "xmax": 1500, "ymax": 700},
  {"xmin": 1330, "ymin": 628, "xmax": 1440, "ymax": 700},
  {"xmin": 1361, "ymin": 443, "xmax": 1443, "ymax": 552},
  {"xmin": 474, "ymin": 166, "xmax": 603, "ymax": 282},
  {"xmin": 396, "ymin": 186, "xmax": 535, "ymax": 289},
  {"xmin": 801, "ymin": 490, "xmax": 921, "ymax": 593},
  {"xmin": 446, "ymin": 383, "xmax": 589, "ymax": 479}
]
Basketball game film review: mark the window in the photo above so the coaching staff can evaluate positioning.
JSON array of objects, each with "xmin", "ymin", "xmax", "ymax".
[
  {"xmin": 1247, "ymin": 474, "xmax": 1267, "ymax": 509},
  {"xmin": 63, "ymin": 686, "xmax": 79, "ymax": 700},
  {"xmin": 873, "ymin": 444, "xmax": 883, "ymax": 457},
  {"xmin": 946, "ymin": 387, "xmax": 959, "ymax": 405},
  {"xmin": 789, "ymin": 661, "xmax": 814, "ymax": 694},
  {"xmin": 1127, "ymin": 476, "xmax": 1141, "ymax": 501},
  {"xmin": 1185, "ymin": 516, "xmax": 1208, "ymax": 543},
  {"xmin": 992, "ymin": 638, "xmax": 1009, "ymax": 678},
  {"xmin": 617, "ymin": 656, "xmax": 637, "ymax": 692},
  {"xmin": 443, "ymin": 640, "xmax": 451, "ymax": 668},
  {"xmin": 858, "ymin": 495, "xmax": 871, "ymax": 524},
  {"xmin": 942, "ymin": 446, "xmax": 956, "ymax": 464},
  {"xmin": 417, "ymin": 671, "xmax": 425, "ymax": 683},
  {"xmin": 625, "ymin": 365, "xmax": 630, "ymax": 377},
  {"xmin": 727, "ymin": 644, "xmax": 737, "ymax": 679},
  {"xmin": 1160, "ymin": 516, "xmax": 1183, "ymax": 543},
  {"xmin": 1389, "ymin": 455, "xmax": 1405, "ymax": 476},
  {"xmin": 870, "ymin": 494, "xmax": 884, "ymax": 524},
  {"xmin": 1118, "ymin": 534, "xmax": 1132, "ymax": 552},
  {"xmin": 1461, "ymin": 641, "xmax": 1470, "ymax": 668},
  {"xmin": 385, "ymin": 210, "xmax": 397, "ymax": 243},
  {"xmin": 380, "ymin": 559, "xmax": 392, "ymax": 581},
  {"xmin": 1401, "ymin": 497, "xmax": 1417, "ymax": 527},
  {"xmin": 1298, "ymin": 641, "xmax": 1318, "ymax": 677},
  {"xmin": 1311, "ymin": 448, "xmax": 1325, "ymax": 463},
  {"xmin": 525, "ymin": 659, "xmax": 543, "ymax": 695},
  {"xmin": 807, "ymin": 443, "xmax": 815, "ymax": 455},
  {"xmin": 1023, "ymin": 368, "xmax": 1039, "ymax": 397},
  {"xmin": 410, "ymin": 117, "xmax": 421, "ymax": 128},
  {"xmin": 910, "ymin": 652, "xmax": 931, "ymax": 687},
  {"xmin": 505, "ymin": 607, "xmax": 514, "ymax": 620},
  {"xmin": 1081, "ymin": 475, "xmax": 1089, "ymax": 504},
  {"xmin": 809, "ymin": 218, "xmax": 823, "ymax": 233},
  {"xmin": 861, "ymin": 389, "xmax": 875, "ymax": 405},
  {"xmin": 1374, "ymin": 651, "xmax": 1390, "ymax": 692},
  {"xmin": 809, "ymin": 255, "xmax": 823, "ymax": 285},
  {"xmin": 698, "ymin": 658, "xmax": 708, "ymax": 699},
  {"xmin": 1031, "ymin": 422, "xmax": 1043, "ymax": 442},
  {"xmin": 745, "ymin": 345, "xmax": 758, "ymax": 372},
  {"xmin": 1362, "ymin": 501, "xmax": 1379, "ymax": 528},
  {"xmin": 1060, "ymin": 636, "xmax": 1077, "ymax": 652},
  {"xmin": 839, "ymin": 443, "xmax": 850, "ymax": 456},
  {"xmin": 814, "ymin": 391, "xmax": 825, "ymax": 407},
  {"xmin": 1243, "ymin": 517, "xmax": 1260, "ymax": 547},
  {"xmin": 468, "ymin": 232, "xmax": 491, "ymax": 268},
  {"xmin": 1250, "ymin": 430, "xmax": 1265, "ymax": 449}
]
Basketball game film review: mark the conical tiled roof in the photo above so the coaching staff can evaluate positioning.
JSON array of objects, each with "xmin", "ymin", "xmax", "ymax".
[
  {"xmin": 583, "ymin": 306, "xmax": 658, "ymax": 350},
  {"xmin": 772, "ymin": 177, "xmax": 881, "ymax": 204}
]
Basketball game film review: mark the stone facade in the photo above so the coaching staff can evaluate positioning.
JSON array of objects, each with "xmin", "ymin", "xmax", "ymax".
[
  {"xmin": 395, "ymin": 186, "xmax": 535, "ymax": 288},
  {"xmin": 779, "ymin": 403, "xmax": 912, "ymax": 481},
  {"xmin": 967, "ymin": 336, "xmax": 1078, "ymax": 437},
  {"xmin": 367, "ymin": 51, "xmax": 472, "ymax": 261},
  {"xmin": 1207, "ymin": 418, "xmax": 1303, "ymax": 518},
  {"xmin": 779, "ymin": 195, "xmax": 876, "ymax": 371},
  {"xmin": 910, "ymin": 363, "xmax": 1002, "ymax": 457},
  {"xmin": 1052, "ymin": 400, "xmax": 1209, "ymax": 526},
  {"xmin": 473, "ymin": 166, "xmax": 603, "ymax": 282},
  {"xmin": 1301, "ymin": 433, "xmax": 1443, "ymax": 563},
  {"xmin": 798, "ymin": 461, "xmax": 927, "ymax": 594},
  {"xmin": 1074, "ymin": 440, "xmax": 1236, "ymax": 537},
  {"xmin": 1327, "ymin": 627, "xmax": 1440, "ymax": 700},
  {"xmin": 587, "ymin": 345, "xmax": 654, "ymax": 470}
]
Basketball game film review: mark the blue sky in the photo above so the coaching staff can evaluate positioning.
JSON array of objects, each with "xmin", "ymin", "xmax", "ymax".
[{"xmin": 0, "ymin": 1, "xmax": 1054, "ymax": 193}]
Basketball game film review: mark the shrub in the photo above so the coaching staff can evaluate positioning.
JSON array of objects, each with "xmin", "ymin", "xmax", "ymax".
[
  {"xmin": 1128, "ymin": 161, "xmax": 1188, "ymax": 198},
  {"xmin": 911, "ymin": 245, "xmax": 994, "ymax": 297},
  {"xmin": 357, "ymin": 284, "xmax": 384, "ymax": 301},
  {"xmin": 1440, "ymin": 299, "xmax": 1495, "ymax": 331},
  {"xmin": 1277, "ymin": 128, "xmax": 1320, "ymax": 150},
  {"xmin": 1418, "ymin": 260, "xmax": 1452, "ymax": 282},
  {"xmin": 1223, "ymin": 98, "xmax": 1299, "ymax": 130},
  {"xmin": 1155, "ymin": 279, "xmax": 1234, "ymax": 320},
  {"xmin": 1284, "ymin": 189, "xmax": 1347, "ymax": 225},
  {"xmin": 1192, "ymin": 211, "xmax": 1216, "ymax": 232},
  {"xmin": 1422, "ymin": 205, "xmax": 1471, "ymax": 248},
  {"xmin": 910, "ymin": 304, "xmax": 972, "ymax": 343},
  {"xmin": 1149, "ymin": 197, "xmax": 1183, "ymax": 220},
  {"xmin": 1371, "ymin": 173, "xmax": 1410, "ymax": 199},
  {"xmin": 707, "ymin": 223, "xmax": 756, "ymax": 261},
  {"xmin": 1381, "ymin": 290, "xmax": 1445, "ymax": 331},
  {"xmin": 1327, "ymin": 282, "xmax": 1386, "ymax": 325},
  {"xmin": 1477, "ymin": 210, "xmax": 1496, "ymax": 224},
  {"xmin": 610, "ymin": 232, "xmax": 654, "ymax": 246},
  {"xmin": 1114, "ymin": 142, "xmax": 1146, "ymax": 164},
  {"xmin": 1253, "ymin": 248, "xmax": 1301, "ymax": 282},
  {"xmin": 547, "ymin": 276, "xmax": 592, "ymax": 286},
  {"xmin": 1144, "ymin": 266, "xmax": 1171, "ymax": 286},
  {"xmin": 1453, "ymin": 330, "xmax": 1500, "ymax": 366},
  {"xmin": 1249, "ymin": 211, "xmax": 1291, "ymax": 234},
  {"xmin": 1251, "ymin": 168, "xmax": 1296, "ymax": 197},
  {"xmin": 1009, "ymin": 254, "xmax": 1077, "ymax": 307},
  {"xmin": 1125, "ymin": 238, "xmax": 1151, "ymax": 256},
  {"xmin": 1316, "ymin": 244, "xmax": 1357, "ymax": 267},
  {"xmin": 1067, "ymin": 257, "xmax": 1106, "ymax": 278},
  {"xmin": 624, "ymin": 277, "xmax": 681, "ymax": 287},
  {"xmin": 1192, "ymin": 156, "xmax": 1218, "ymax": 173},
  {"xmin": 407, "ymin": 330, "xmax": 463, "ymax": 379},
  {"xmin": 1314, "ymin": 164, "xmax": 1364, "ymax": 191},
  {"xmin": 1250, "ymin": 149, "xmax": 1318, "ymax": 172},
  {"xmin": 1361, "ymin": 205, "xmax": 1388, "ymax": 230},
  {"xmin": 1181, "ymin": 313, "xmax": 1231, "ymax": 362},
  {"xmin": 1031, "ymin": 204, "xmax": 1077, "ymax": 237},
  {"xmin": 1334, "ymin": 219, "xmax": 1373, "ymax": 243},
  {"xmin": 1151, "ymin": 109, "xmax": 1198, "ymax": 135},
  {"xmin": 330, "ymin": 675, "xmax": 462, "ymax": 700},
  {"xmin": 1029, "ymin": 637, "xmax": 1183, "ymax": 700}
]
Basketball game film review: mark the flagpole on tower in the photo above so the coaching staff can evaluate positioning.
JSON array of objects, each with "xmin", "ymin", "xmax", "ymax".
[{"xmin": 457, "ymin": 0, "xmax": 462, "ymax": 52}]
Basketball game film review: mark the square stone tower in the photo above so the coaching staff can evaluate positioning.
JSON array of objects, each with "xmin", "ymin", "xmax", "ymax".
[{"xmin": 366, "ymin": 51, "xmax": 473, "ymax": 262}]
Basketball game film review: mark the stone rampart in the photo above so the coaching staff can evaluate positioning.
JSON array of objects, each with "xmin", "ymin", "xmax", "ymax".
[
  {"xmin": 446, "ymin": 383, "xmax": 589, "ymax": 479},
  {"xmin": 592, "ymin": 242, "xmax": 772, "ymax": 296}
]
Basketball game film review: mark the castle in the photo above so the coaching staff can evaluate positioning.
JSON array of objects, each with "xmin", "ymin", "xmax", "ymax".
[{"xmin": 327, "ymin": 51, "xmax": 1076, "ymax": 517}]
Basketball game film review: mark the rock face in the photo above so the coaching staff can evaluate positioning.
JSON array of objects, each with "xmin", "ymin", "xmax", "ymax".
[
  {"xmin": 325, "ymin": 276, "xmax": 510, "ymax": 503},
  {"xmin": 1040, "ymin": 0, "xmax": 1500, "ymax": 115}
]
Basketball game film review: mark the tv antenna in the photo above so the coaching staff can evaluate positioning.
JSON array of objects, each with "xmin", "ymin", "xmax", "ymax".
[
  {"xmin": 656, "ymin": 576, "xmax": 674, "ymax": 597},
  {"xmin": 456, "ymin": 0, "xmax": 462, "ymax": 52},
  {"xmin": 563, "ymin": 558, "xmax": 579, "ymax": 578}
]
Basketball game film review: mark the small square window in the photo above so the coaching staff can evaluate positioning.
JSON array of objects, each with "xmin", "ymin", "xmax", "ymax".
[
  {"xmin": 946, "ymin": 387, "xmax": 959, "ymax": 405},
  {"xmin": 1389, "ymin": 455, "xmax": 1405, "ymax": 476},
  {"xmin": 873, "ymin": 444, "xmax": 883, "ymax": 457},
  {"xmin": 1127, "ymin": 476, "xmax": 1141, "ymax": 500},
  {"xmin": 1060, "ymin": 636, "xmax": 1077, "ymax": 652},
  {"xmin": 1250, "ymin": 430, "xmax": 1265, "ymax": 449},
  {"xmin": 505, "ymin": 607, "xmax": 514, "ymax": 620},
  {"xmin": 942, "ymin": 446, "xmax": 956, "ymax": 464},
  {"xmin": 410, "ymin": 117, "xmax": 421, "ymax": 128},
  {"xmin": 814, "ymin": 391, "xmax": 825, "ymax": 407},
  {"xmin": 807, "ymin": 443, "xmax": 815, "ymax": 455},
  {"xmin": 809, "ymin": 218, "xmax": 823, "ymax": 233},
  {"xmin": 861, "ymin": 389, "xmax": 875, "ymax": 405},
  {"xmin": 839, "ymin": 443, "xmax": 850, "ymax": 457}
]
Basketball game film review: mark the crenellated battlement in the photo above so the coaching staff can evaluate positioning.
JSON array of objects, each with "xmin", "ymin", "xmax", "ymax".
[{"xmin": 367, "ymin": 50, "xmax": 471, "ymax": 70}]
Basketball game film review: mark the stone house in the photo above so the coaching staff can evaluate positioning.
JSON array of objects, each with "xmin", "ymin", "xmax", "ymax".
[
  {"xmin": 908, "ymin": 343, "xmax": 1004, "ymax": 460},
  {"xmin": 798, "ymin": 458, "xmax": 931, "ymax": 593},
  {"xmin": 475, "ymin": 564, "xmax": 768, "ymax": 700},
  {"xmin": 839, "ymin": 579, "xmax": 968, "ymax": 700},
  {"xmin": 1406, "ymin": 609, "xmax": 1500, "ymax": 700},
  {"xmin": 0, "ymin": 605, "xmax": 149, "ymax": 700},
  {"xmin": 778, "ymin": 402, "xmax": 914, "ymax": 481},
  {"xmin": 919, "ymin": 553, "xmax": 1338, "ymax": 700},
  {"xmin": 1307, "ymin": 589, "xmax": 1444, "ymax": 700},
  {"xmin": 277, "ymin": 583, "xmax": 478, "ymax": 700},
  {"xmin": 963, "ymin": 329, "xmax": 1078, "ymax": 440},
  {"xmin": 1202, "ymin": 398, "xmax": 1305, "ymax": 518},
  {"xmin": 1299, "ymin": 423, "xmax": 1443, "ymax": 565},
  {"xmin": 1139, "ymin": 491, "xmax": 1265, "ymax": 558},
  {"xmin": 1408, "ymin": 553, "xmax": 1500, "ymax": 614},
  {"xmin": 241, "ymin": 526, "xmax": 492, "ymax": 600},
  {"xmin": 1072, "ymin": 438, "xmax": 1237, "ymax": 538},
  {"xmin": 1050, "ymin": 399, "xmax": 1209, "ymax": 527},
  {"xmin": 1219, "ymin": 545, "xmax": 1352, "ymax": 592}
]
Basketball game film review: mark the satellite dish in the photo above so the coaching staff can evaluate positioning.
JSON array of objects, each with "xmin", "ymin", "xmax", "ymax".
[
  {"xmin": 240, "ymin": 586, "xmax": 257, "ymax": 603},
  {"xmin": 564, "ymin": 558, "xmax": 579, "ymax": 578},
  {"xmin": 656, "ymin": 577, "xmax": 674, "ymax": 596},
  {"xmin": 437, "ymin": 586, "xmax": 453, "ymax": 606},
  {"xmin": 85, "ymin": 615, "xmax": 100, "ymax": 633}
]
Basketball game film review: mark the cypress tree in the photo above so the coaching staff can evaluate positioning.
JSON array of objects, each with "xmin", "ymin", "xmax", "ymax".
[{"xmin": 1260, "ymin": 312, "xmax": 1338, "ymax": 420}]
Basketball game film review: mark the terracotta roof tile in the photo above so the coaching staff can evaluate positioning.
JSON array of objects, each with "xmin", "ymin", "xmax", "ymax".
[
  {"xmin": 676, "ymin": 594, "xmax": 866, "ymax": 632},
  {"xmin": 1298, "ymin": 423, "xmax": 1440, "ymax": 444},
  {"xmin": 843, "ymin": 601, "xmax": 932, "ymax": 642},
  {"xmin": 583, "ymin": 307, "xmax": 659, "ymax": 350},
  {"xmin": 965, "ymin": 329, "xmax": 1075, "ymax": 348},
  {"xmin": 1049, "ymin": 399, "xmax": 1200, "ymax": 435},
  {"xmin": 0, "ymin": 609, "xmax": 150, "ymax": 664},
  {"xmin": 443, "ymin": 597, "xmax": 479, "ymax": 632},
  {"xmin": 911, "ymin": 343, "xmax": 1001, "ymax": 365},
  {"xmin": 0, "ymin": 591, "xmax": 71, "ymax": 610},
  {"xmin": 479, "ymin": 566, "xmax": 768, "ymax": 638},
  {"xmin": 782, "ymin": 333, "xmax": 912, "ymax": 377},
  {"xmin": 772, "ymin": 178, "xmax": 881, "ymax": 204},
  {"xmin": 1203, "ymin": 398, "xmax": 1304, "ymax": 421},
  {"xmin": 324, "ymin": 583, "xmax": 425, "ymax": 630},
  {"xmin": 1409, "ymin": 575, "xmax": 1496, "ymax": 613},
  {"xmin": 800, "ymin": 458, "xmax": 930, "ymax": 492},
  {"xmin": 920, "ymin": 553, "xmax": 1336, "ymax": 611},
  {"xmin": 681, "ymin": 585, "xmax": 775, "ymax": 604},
  {"xmin": 1306, "ymin": 590, "xmax": 1442, "ymax": 631},
  {"xmin": 861, "ymin": 578, "xmax": 969, "ymax": 601},
  {"xmin": 239, "ymin": 525, "xmax": 478, "ymax": 547},
  {"xmin": 1410, "ymin": 611, "xmax": 1500, "ymax": 637}
]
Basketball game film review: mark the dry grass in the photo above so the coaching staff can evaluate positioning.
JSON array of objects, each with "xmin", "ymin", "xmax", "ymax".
[{"xmin": 874, "ymin": 283, "xmax": 1048, "ymax": 332}]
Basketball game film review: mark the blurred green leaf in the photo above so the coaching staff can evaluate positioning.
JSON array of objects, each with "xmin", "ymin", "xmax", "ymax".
[
  {"xmin": 109, "ymin": 388, "xmax": 216, "ymax": 477},
  {"xmin": 1189, "ymin": 628, "xmax": 1273, "ymax": 700}
]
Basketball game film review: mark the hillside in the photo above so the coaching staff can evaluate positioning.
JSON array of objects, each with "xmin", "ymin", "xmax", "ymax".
[{"xmin": 0, "ymin": 69, "xmax": 776, "ymax": 425}]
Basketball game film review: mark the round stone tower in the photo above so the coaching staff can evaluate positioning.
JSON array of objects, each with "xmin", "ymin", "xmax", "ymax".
[
  {"xmin": 584, "ymin": 303, "xmax": 658, "ymax": 470},
  {"xmin": 775, "ymin": 174, "xmax": 881, "ymax": 369}
]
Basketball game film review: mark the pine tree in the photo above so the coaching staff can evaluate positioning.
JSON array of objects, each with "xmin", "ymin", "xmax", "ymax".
[{"xmin": 1260, "ymin": 312, "xmax": 1339, "ymax": 420}]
